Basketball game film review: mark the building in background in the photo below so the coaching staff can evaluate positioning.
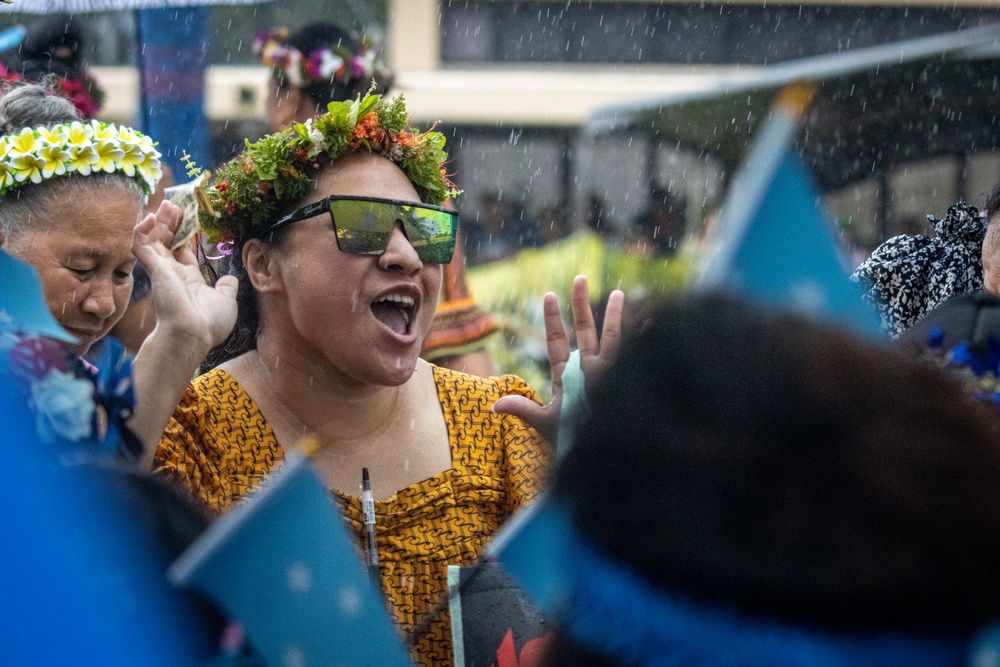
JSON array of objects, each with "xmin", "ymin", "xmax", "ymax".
[{"xmin": 3, "ymin": 0, "xmax": 997, "ymax": 249}]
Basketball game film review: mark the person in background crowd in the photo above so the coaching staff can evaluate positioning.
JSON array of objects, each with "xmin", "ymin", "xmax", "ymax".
[
  {"xmin": 852, "ymin": 180, "xmax": 1000, "ymax": 337},
  {"xmin": 464, "ymin": 190, "xmax": 541, "ymax": 265},
  {"xmin": 0, "ymin": 13, "xmax": 104, "ymax": 119},
  {"xmin": 630, "ymin": 188, "xmax": 687, "ymax": 257},
  {"xmin": 255, "ymin": 22, "xmax": 496, "ymax": 376},
  {"xmin": 543, "ymin": 294, "xmax": 1000, "ymax": 666}
]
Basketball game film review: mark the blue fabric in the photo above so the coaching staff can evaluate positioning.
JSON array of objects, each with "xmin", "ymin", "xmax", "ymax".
[
  {"xmin": 89, "ymin": 336, "xmax": 138, "ymax": 457},
  {"xmin": 560, "ymin": 533, "xmax": 968, "ymax": 667}
]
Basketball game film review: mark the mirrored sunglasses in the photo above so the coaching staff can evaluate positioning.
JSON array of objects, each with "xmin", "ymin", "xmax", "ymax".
[{"xmin": 269, "ymin": 195, "xmax": 458, "ymax": 264}]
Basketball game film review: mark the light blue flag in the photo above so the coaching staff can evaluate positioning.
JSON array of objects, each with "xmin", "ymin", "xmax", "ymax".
[
  {"xmin": 487, "ymin": 495, "xmax": 574, "ymax": 617},
  {"xmin": 0, "ymin": 25, "xmax": 25, "ymax": 53},
  {"xmin": 0, "ymin": 250, "xmax": 78, "ymax": 343},
  {"xmin": 700, "ymin": 84, "xmax": 884, "ymax": 340},
  {"xmin": 169, "ymin": 454, "xmax": 411, "ymax": 667},
  {"xmin": 0, "ymin": 354, "xmax": 216, "ymax": 665}
]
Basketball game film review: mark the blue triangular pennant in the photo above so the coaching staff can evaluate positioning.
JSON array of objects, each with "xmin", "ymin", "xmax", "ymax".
[
  {"xmin": 169, "ymin": 454, "xmax": 411, "ymax": 667},
  {"xmin": 700, "ymin": 86, "xmax": 884, "ymax": 340},
  {"xmin": 0, "ymin": 250, "xmax": 77, "ymax": 344},
  {"xmin": 488, "ymin": 496, "xmax": 575, "ymax": 617}
]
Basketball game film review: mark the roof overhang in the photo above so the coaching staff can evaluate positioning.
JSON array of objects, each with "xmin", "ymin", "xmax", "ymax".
[{"xmin": 587, "ymin": 24, "xmax": 1000, "ymax": 191}]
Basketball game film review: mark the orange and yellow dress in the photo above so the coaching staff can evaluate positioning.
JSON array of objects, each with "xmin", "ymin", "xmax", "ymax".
[{"xmin": 154, "ymin": 365, "xmax": 549, "ymax": 667}]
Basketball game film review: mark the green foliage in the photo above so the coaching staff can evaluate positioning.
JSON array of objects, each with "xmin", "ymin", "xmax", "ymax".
[
  {"xmin": 201, "ymin": 91, "xmax": 460, "ymax": 244},
  {"xmin": 180, "ymin": 151, "xmax": 203, "ymax": 178}
]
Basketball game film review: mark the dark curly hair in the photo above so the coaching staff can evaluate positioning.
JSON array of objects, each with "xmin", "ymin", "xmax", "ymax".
[{"xmin": 547, "ymin": 294, "xmax": 1000, "ymax": 665}]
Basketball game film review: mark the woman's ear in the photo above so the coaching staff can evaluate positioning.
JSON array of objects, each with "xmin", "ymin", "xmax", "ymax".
[{"xmin": 243, "ymin": 239, "xmax": 283, "ymax": 294}]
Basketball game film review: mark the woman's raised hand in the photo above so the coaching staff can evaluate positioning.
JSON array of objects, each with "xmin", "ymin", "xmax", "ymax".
[
  {"xmin": 492, "ymin": 275, "xmax": 624, "ymax": 443},
  {"xmin": 130, "ymin": 200, "xmax": 240, "ymax": 467},
  {"xmin": 131, "ymin": 200, "xmax": 238, "ymax": 353}
]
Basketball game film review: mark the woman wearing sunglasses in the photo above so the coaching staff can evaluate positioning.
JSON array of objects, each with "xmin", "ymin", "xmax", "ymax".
[
  {"xmin": 255, "ymin": 22, "xmax": 499, "ymax": 378},
  {"xmin": 154, "ymin": 92, "xmax": 622, "ymax": 667}
]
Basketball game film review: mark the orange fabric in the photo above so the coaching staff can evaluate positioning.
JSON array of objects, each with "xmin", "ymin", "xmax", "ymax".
[{"xmin": 155, "ymin": 365, "xmax": 549, "ymax": 667}]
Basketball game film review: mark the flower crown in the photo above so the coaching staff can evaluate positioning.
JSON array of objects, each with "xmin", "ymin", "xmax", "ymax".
[
  {"xmin": 253, "ymin": 27, "xmax": 389, "ymax": 90},
  {"xmin": 201, "ymin": 92, "xmax": 460, "ymax": 245},
  {"xmin": 0, "ymin": 63, "xmax": 106, "ymax": 120},
  {"xmin": 0, "ymin": 120, "xmax": 162, "ymax": 197}
]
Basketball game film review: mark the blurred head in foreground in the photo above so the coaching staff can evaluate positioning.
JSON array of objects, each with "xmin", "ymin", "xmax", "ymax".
[{"xmin": 544, "ymin": 294, "xmax": 1000, "ymax": 666}]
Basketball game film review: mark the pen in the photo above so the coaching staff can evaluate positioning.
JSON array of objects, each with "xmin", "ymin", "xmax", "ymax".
[{"xmin": 361, "ymin": 468, "xmax": 380, "ymax": 588}]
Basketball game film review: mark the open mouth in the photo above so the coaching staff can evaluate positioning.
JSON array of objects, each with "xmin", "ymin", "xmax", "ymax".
[{"xmin": 371, "ymin": 294, "xmax": 416, "ymax": 337}]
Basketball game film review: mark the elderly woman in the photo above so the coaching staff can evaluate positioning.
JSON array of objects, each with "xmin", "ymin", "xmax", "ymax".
[
  {"xmin": 0, "ymin": 84, "xmax": 236, "ymax": 455},
  {"xmin": 154, "ymin": 91, "xmax": 621, "ymax": 666}
]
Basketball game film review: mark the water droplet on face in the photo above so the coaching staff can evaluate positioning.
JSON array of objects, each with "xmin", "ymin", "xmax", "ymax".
[
  {"xmin": 395, "ymin": 357, "xmax": 401, "ymax": 369},
  {"xmin": 403, "ymin": 458, "xmax": 410, "ymax": 472}
]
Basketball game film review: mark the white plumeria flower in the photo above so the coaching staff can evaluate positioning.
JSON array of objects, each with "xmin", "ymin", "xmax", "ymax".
[
  {"xmin": 9, "ymin": 127, "xmax": 41, "ymax": 157},
  {"xmin": 93, "ymin": 140, "xmax": 125, "ymax": 173},
  {"xmin": 37, "ymin": 126, "xmax": 63, "ymax": 145},
  {"xmin": 0, "ymin": 160, "xmax": 14, "ymax": 189},
  {"xmin": 11, "ymin": 151, "xmax": 46, "ymax": 183},
  {"xmin": 118, "ymin": 143, "xmax": 146, "ymax": 177},
  {"xmin": 90, "ymin": 120, "xmax": 119, "ymax": 145},
  {"xmin": 38, "ymin": 143, "xmax": 69, "ymax": 178},
  {"xmin": 60, "ymin": 121, "xmax": 94, "ymax": 148},
  {"xmin": 66, "ymin": 144, "xmax": 99, "ymax": 175}
]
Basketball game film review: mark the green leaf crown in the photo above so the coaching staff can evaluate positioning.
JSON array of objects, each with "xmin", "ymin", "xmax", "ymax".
[{"xmin": 202, "ymin": 92, "xmax": 461, "ymax": 244}]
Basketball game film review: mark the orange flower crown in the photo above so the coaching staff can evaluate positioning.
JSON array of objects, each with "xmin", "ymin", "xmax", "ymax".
[{"xmin": 201, "ymin": 92, "xmax": 460, "ymax": 244}]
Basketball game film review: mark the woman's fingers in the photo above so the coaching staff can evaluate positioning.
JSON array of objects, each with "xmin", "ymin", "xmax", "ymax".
[
  {"xmin": 493, "ymin": 395, "xmax": 559, "ymax": 444},
  {"xmin": 571, "ymin": 275, "xmax": 599, "ymax": 356},
  {"xmin": 215, "ymin": 274, "xmax": 239, "ymax": 300},
  {"xmin": 599, "ymin": 289, "xmax": 625, "ymax": 364},
  {"xmin": 543, "ymin": 291, "xmax": 570, "ymax": 374}
]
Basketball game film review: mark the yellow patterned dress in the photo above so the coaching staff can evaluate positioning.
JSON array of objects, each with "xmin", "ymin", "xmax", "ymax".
[{"xmin": 154, "ymin": 365, "xmax": 549, "ymax": 667}]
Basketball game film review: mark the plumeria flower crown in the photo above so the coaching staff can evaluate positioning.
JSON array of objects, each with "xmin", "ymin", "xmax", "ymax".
[
  {"xmin": 0, "ymin": 119, "xmax": 162, "ymax": 198},
  {"xmin": 201, "ymin": 91, "xmax": 460, "ymax": 245},
  {"xmin": 253, "ymin": 27, "xmax": 389, "ymax": 90}
]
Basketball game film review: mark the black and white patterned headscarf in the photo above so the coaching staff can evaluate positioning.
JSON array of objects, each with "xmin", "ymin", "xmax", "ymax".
[{"xmin": 851, "ymin": 202, "xmax": 986, "ymax": 337}]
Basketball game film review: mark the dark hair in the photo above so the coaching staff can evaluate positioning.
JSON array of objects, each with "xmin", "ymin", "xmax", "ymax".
[
  {"xmin": 6, "ymin": 13, "xmax": 84, "ymax": 79},
  {"xmin": 278, "ymin": 23, "xmax": 391, "ymax": 107},
  {"xmin": 547, "ymin": 294, "xmax": 1000, "ymax": 665},
  {"xmin": 202, "ymin": 224, "xmax": 295, "ymax": 370},
  {"xmin": 985, "ymin": 178, "xmax": 1000, "ymax": 222}
]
